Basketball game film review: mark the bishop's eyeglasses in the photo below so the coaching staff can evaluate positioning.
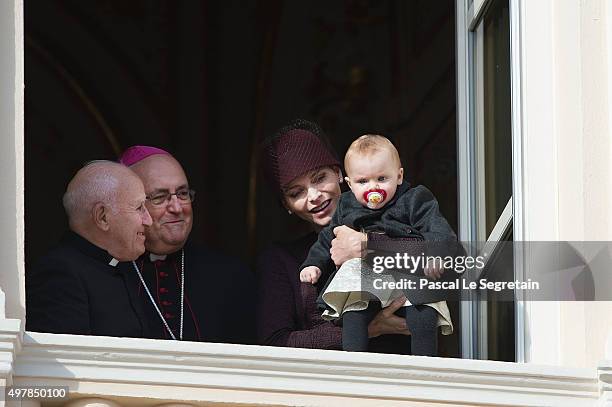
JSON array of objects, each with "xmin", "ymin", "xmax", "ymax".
[{"xmin": 146, "ymin": 189, "xmax": 196, "ymax": 206}]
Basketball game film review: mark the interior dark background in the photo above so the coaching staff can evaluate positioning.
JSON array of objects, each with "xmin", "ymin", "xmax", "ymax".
[{"xmin": 25, "ymin": 0, "xmax": 458, "ymax": 353}]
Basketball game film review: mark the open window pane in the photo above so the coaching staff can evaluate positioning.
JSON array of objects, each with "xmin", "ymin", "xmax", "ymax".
[
  {"xmin": 470, "ymin": 0, "xmax": 514, "ymax": 361},
  {"xmin": 474, "ymin": 197, "xmax": 514, "ymax": 361},
  {"xmin": 482, "ymin": 0, "xmax": 511, "ymax": 238},
  {"xmin": 482, "ymin": 226, "xmax": 514, "ymax": 362}
]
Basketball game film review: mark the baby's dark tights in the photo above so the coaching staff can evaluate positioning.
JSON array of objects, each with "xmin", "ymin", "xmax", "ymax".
[{"xmin": 342, "ymin": 301, "xmax": 438, "ymax": 356}]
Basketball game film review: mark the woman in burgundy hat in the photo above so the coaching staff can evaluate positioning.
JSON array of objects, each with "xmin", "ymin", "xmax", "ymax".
[{"xmin": 257, "ymin": 119, "xmax": 410, "ymax": 350}]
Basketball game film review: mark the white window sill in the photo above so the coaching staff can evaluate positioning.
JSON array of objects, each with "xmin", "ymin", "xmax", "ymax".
[{"xmin": 0, "ymin": 322, "xmax": 601, "ymax": 407}]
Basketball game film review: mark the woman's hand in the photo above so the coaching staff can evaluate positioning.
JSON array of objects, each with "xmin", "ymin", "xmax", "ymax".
[
  {"xmin": 330, "ymin": 226, "xmax": 366, "ymax": 266},
  {"xmin": 367, "ymin": 297, "xmax": 411, "ymax": 338}
]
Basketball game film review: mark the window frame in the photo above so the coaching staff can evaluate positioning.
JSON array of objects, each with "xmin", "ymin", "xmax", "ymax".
[
  {"xmin": 456, "ymin": 0, "xmax": 526, "ymax": 361},
  {"xmin": 4, "ymin": 0, "xmax": 527, "ymax": 364}
]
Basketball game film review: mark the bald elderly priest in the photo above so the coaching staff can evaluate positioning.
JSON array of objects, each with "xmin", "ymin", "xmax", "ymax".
[{"xmin": 26, "ymin": 161, "xmax": 153, "ymax": 337}]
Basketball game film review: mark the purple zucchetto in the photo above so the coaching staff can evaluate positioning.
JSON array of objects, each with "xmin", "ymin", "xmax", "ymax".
[
  {"xmin": 118, "ymin": 145, "xmax": 171, "ymax": 167},
  {"xmin": 261, "ymin": 119, "xmax": 340, "ymax": 196}
]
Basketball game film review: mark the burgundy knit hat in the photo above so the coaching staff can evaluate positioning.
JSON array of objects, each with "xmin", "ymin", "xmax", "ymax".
[{"xmin": 261, "ymin": 119, "xmax": 340, "ymax": 196}]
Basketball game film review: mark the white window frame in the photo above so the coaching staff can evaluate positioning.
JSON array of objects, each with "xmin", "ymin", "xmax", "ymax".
[
  {"xmin": 2, "ymin": 0, "xmax": 529, "ymax": 365},
  {"xmin": 456, "ymin": 0, "xmax": 526, "ymax": 361}
]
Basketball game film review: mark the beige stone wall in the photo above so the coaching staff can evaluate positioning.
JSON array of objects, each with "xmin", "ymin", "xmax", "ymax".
[
  {"xmin": 555, "ymin": 0, "xmax": 612, "ymax": 369},
  {"xmin": 516, "ymin": 0, "xmax": 612, "ymax": 369},
  {"xmin": 0, "ymin": 0, "xmax": 24, "ymax": 323}
]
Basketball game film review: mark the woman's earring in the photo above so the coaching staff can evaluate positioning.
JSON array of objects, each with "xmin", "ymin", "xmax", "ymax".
[
  {"xmin": 287, "ymin": 209, "xmax": 292, "ymax": 215},
  {"xmin": 338, "ymin": 176, "xmax": 343, "ymax": 183}
]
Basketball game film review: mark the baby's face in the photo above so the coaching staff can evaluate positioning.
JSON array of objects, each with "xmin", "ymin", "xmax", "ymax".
[{"xmin": 345, "ymin": 149, "xmax": 403, "ymax": 209}]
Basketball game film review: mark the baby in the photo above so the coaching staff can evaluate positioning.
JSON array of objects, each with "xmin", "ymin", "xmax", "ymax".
[{"xmin": 299, "ymin": 134, "xmax": 455, "ymax": 355}]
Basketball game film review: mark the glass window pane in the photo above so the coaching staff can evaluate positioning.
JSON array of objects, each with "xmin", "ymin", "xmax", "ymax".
[
  {"xmin": 483, "ymin": 227, "xmax": 515, "ymax": 362},
  {"xmin": 483, "ymin": 0, "xmax": 512, "ymax": 237},
  {"xmin": 471, "ymin": 0, "xmax": 514, "ymax": 362}
]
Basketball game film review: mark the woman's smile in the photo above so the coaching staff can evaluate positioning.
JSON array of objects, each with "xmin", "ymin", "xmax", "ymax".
[{"xmin": 310, "ymin": 199, "xmax": 331, "ymax": 213}]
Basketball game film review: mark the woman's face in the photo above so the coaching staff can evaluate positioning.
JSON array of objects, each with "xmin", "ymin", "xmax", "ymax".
[{"xmin": 282, "ymin": 167, "xmax": 341, "ymax": 227}]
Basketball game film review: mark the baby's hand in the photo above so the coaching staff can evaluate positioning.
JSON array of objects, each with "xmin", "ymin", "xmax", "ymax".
[
  {"xmin": 300, "ymin": 266, "xmax": 322, "ymax": 284},
  {"xmin": 424, "ymin": 257, "xmax": 444, "ymax": 280}
]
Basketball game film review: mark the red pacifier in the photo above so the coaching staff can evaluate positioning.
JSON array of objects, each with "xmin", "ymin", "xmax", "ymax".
[{"xmin": 363, "ymin": 188, "xmax": 387, "ymax": 208}]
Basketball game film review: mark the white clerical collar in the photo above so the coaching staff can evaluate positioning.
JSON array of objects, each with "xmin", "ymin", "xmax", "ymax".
[
  {"xmin": 108, "ymin": 258, "xmax": 119, "ymax": 267},
  {"xmin": 149, "ymin": 253, "xmax": 168, "ymax": 262}
]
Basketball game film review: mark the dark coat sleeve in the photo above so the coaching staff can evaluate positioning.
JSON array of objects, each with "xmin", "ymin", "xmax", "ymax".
[
  {"xmin": 26, "ymin": 254, "xmax": 91, "ymax": 335},
  {"xmin": 256, "ymin": 245, "xmax": 342, "ymax": 349},
  {"xmin": 404, "ymin": 185, "xmax": 457, "ymax": 241}
]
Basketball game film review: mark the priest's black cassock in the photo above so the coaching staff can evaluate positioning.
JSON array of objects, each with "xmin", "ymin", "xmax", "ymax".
[{"xmin": 27, "ymin": 232, "xmax": 256, "ymax": 344}]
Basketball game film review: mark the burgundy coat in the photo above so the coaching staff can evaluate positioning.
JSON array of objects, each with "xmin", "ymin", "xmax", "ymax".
[{"xmin": 256, "ymin": 233, "xmax": 342, "ymax": 349}]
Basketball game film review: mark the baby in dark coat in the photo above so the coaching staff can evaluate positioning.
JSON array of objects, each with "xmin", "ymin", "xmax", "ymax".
[{"xmin": 299, "ymin": 135, "xmax": 455, "ymax": 355}]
